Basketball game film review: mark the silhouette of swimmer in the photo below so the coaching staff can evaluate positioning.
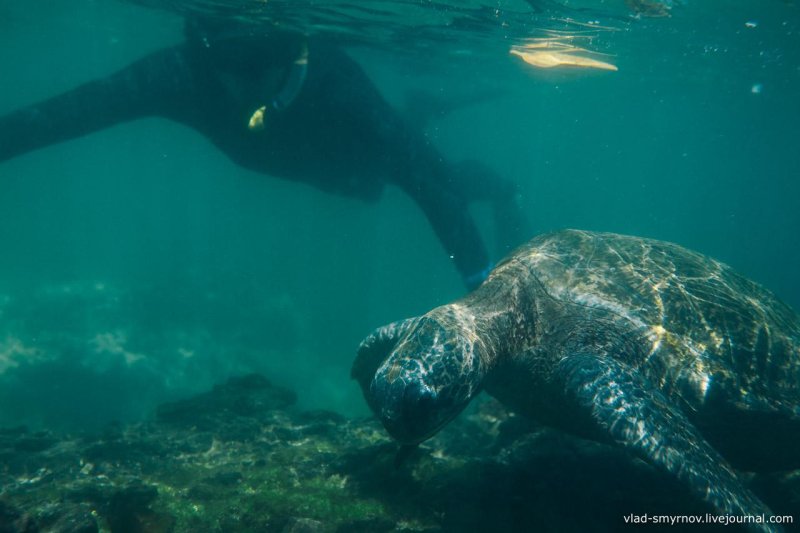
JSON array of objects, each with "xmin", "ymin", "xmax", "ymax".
[{"xmin": 0, "ymin": 18, "xmax": 527, "ymax": 289}]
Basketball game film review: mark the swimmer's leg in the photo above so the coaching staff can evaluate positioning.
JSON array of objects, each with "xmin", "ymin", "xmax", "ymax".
[
  {"xmin": 450, "ymin": 159, "xmax": 531, "ymax": 257},
  {"xmin": 393, "ymin": 166, "xmax": 492, "ymax": 290}
]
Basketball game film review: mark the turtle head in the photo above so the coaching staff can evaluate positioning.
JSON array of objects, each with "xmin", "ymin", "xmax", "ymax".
[{"xmin": 366, "ymin": 309, "xmax": 486, "ymax": 444}]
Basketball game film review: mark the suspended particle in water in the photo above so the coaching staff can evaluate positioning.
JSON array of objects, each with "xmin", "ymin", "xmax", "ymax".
[
  {"xmin": 751, "ymin": 83, "xmax": 763, "ymax": 94},
  {"xmin": 745, "ymin": 21, "xmax": 758, "ymax": 28}
]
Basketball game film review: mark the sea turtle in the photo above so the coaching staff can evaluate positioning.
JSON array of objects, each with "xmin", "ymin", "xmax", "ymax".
[{"xmin": 352, "ymin": 229, "xmax": 800, "ymax": 527}]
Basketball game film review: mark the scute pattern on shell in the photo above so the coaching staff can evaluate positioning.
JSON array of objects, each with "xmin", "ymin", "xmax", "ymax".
[{"xmin": 494, "ymin": 230, "xmax": 800, "ymax": 413}]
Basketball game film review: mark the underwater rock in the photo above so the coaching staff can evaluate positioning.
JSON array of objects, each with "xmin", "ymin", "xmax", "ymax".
[
  {"xmin": 105, "ymin": 482, "xmax": 160, "ymax": 533},
  {"xmin": 282, "ymin": 517, "xmax": 326, "ymax": 533},
  {"xmin": 0, "ymin": 500, "xmax": 37, "ymax": 533},
  {"xmin": 0, "ymin": 374, "xmax": 797, "ymax": 533},
  {"xmin": 0, "ymin": 427, "xmax": 58, "ymax": 454},
  {"xmin": 12, "ymin": 433, "xmax": 58, "ymax": 454},
  {"xmin": 35, "ymin": 503, "xmax": 98, "ymax": 533},
  {"xmin": 206, "ymin": 470, "xmax": 244, "ymax": 487},
  {"xmin": 335, "ymin": 517, "xmax": 396, "ymax": 532},
  {"xmin": 0, "ymin": 281, "xmax": 307, "ymax": 432},
  {"xmin": 156, "ymin": 373, "xmax": 296, "ymax": 430}
]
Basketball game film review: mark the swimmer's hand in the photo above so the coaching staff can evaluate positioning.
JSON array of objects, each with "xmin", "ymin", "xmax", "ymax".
[{"xmin": 248, "ymin": 105, "xmax": 267, "ymax": 131}]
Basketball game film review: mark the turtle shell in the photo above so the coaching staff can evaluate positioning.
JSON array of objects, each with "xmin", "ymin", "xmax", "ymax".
[{"xmin": 497, "ymin": 230, "xmax": 800, "ymax": 416}]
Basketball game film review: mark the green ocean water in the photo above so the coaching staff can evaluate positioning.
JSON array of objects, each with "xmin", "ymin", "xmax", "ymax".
[{"xmin": 0, "ymin": 0, "xmax": 798, "ymax": 430}]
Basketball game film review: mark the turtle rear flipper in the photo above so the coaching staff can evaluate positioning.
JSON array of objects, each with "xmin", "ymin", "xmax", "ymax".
[
  {"xmin": 556, "ymin": 353, "xmax": 779, "ymax": 531},
  {"xmin": 352, "ymin": 318, "xmax": 420, "ymax": 407}
]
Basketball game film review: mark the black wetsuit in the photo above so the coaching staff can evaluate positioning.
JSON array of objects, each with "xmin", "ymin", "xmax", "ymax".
[{"xmin": 0, "ymin": 29, "xmax": 523, "ymax": 288}]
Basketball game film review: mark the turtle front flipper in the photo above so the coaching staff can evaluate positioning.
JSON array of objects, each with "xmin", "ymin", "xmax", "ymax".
[
  {"xmin": 555, "ymin": 353, "xmax": 779, "ymax": 531},
  {"xmin": 352, "ymin": 318, "xmax": 420, "ymax": 406}
]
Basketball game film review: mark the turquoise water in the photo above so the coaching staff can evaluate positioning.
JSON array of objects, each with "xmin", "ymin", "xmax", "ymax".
[{"xmin": 0, "ymin": 0, "xmax": 798, "ymax": 429}]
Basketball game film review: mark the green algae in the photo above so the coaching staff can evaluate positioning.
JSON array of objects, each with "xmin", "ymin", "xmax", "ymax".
[{"xmin": 2, "ymin": 375, "xmax": 798, "ymax": 533}]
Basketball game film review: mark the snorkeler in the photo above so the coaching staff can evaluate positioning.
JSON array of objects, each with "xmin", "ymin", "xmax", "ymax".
[{"xmin": 0, "ymin": 18, "xmax": 527, "ymax": 289}]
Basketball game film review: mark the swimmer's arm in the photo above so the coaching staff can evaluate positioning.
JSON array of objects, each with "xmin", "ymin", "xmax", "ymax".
[{"xmin": 0, "ymin": 47, "xmax": 192, "ymax": 163}]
